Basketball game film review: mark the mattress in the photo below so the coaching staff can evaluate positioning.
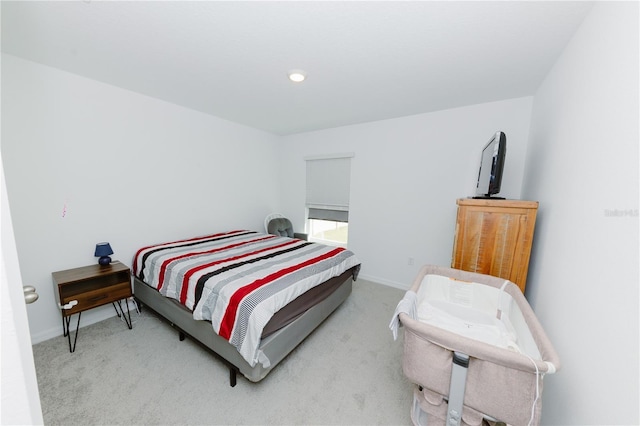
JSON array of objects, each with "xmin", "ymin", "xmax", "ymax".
[
  {"xmin": 262, "ymin": 272, "xmax": 346, "ymax": 337},
  {"xmin": 155, "ymin": 272, "xmax": 347, "ymax": 339},
  {"xmin": 133, "ymin": 230, "xmax": 361, "ymax": 367}
]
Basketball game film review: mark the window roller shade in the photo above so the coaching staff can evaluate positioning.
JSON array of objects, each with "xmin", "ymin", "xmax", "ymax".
[{"xmin": 305, "ymin": 156, "xmax": 351, "ymax": 214}]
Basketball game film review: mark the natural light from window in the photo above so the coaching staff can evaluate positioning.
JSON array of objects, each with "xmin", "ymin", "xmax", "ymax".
[{"xmin": 308, "ymin": 219, "xmax": 348, "ymax": 246}]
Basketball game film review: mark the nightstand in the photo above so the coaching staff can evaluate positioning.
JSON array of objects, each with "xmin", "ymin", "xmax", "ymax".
[{"xmin": 52, "ymin": 261, "xmax": 133, "ymax": 352}]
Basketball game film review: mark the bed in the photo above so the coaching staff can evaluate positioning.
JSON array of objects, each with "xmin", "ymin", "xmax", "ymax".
[
  {"xmin": 132, "ymin": 229, "xmax": 361, "ymax": 386},
  {"xmin": 390, "ymin": 265, "xmax": 560, "ymax": 426}
]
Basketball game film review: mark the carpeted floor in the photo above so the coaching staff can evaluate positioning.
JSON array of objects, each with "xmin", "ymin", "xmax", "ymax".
[{"xmin": 32, "ymin": 279, "xmax": 414, "ymax": 425}]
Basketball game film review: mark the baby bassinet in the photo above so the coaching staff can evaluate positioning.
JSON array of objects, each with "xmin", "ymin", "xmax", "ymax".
[{"xmin": 390, "ymin": 265, "xmax": 560, "ymax": 426}]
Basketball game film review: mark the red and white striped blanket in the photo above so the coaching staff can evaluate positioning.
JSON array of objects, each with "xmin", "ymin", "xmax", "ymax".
[{"xmin": 133, "ymin": 230, "xmax": 360, "ymax": 367}]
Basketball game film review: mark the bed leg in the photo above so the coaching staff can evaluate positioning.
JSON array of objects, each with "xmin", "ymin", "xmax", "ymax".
[
  {"xmin": 179, "ymin": 330, "xmax": 186, "ymax": 341},
  {"xmin": 134, "ymin": 297, "xmax": 143, "ymax": 312},
  {"xmin": 229, "ymin": 367, "xmax": 237, "ymax": 387}
]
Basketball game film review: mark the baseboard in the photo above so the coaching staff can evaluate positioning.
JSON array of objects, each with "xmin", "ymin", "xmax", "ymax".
[{"xmin": 357, "ymin": 273, "xmax": 408, "ymax": 291}]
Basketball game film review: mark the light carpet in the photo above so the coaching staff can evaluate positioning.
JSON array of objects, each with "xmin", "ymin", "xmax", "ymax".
[{"xmin": 32, "ymin": 279, "xmax": 414, "ymax": 425}]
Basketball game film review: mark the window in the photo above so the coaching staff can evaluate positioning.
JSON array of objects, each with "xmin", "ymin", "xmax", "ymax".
[
  {"xmin": 307, "ymin": 214, "xmax": 349, "ymax": 246},
  {"xmin": 305, "ymin": 154, "xmax": 353, "ymax": 246}
]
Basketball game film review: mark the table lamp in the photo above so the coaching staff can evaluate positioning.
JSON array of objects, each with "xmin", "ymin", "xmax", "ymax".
[{"xmin": 94, "ymin": 242, "xmax": 114, "ymax": 266}]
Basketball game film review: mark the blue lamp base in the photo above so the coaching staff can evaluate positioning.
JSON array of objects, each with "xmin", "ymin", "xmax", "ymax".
[{"xmin": 98, "ymin": 256, "xmax": 112, "ymax": 266}]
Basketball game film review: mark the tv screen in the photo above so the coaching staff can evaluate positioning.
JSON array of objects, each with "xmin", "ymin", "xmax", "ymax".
[{"xmin": 475, "ymin": 131, "xmax": 506, "ymax": 198}]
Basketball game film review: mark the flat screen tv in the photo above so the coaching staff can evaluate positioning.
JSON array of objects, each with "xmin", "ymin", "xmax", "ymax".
[{"xmin": 474, "ymin": 131, "xmax": 506, "ymax": 198}]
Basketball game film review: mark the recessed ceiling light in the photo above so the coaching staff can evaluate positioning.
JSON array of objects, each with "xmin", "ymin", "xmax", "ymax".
[{"xmin": 288, "ymin": 70, "xmax": 307, "ymax": 83}]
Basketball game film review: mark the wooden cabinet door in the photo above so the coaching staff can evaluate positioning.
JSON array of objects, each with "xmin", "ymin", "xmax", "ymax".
[{"xmin": 452, "ymin": 199, "xmax": 538, "ymax": 293}]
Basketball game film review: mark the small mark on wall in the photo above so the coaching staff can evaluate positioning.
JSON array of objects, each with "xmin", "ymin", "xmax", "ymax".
[{"xmin": 62, "ymin": 199, "xmax": 70, "ymax": 218}]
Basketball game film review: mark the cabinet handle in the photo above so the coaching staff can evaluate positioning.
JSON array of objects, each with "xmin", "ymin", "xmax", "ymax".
[
  {"xmin": 88, "ymin": 295, "xmax": 108, "ymax": 303},
  {"xmin": 60, "ymin": 300, "xmax": 78, "ymax": 310}
]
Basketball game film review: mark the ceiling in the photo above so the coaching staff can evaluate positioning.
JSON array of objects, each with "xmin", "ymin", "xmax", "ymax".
[{"xmin": 1, "ymin": 1, "xmax": 594, "ymax": 135}]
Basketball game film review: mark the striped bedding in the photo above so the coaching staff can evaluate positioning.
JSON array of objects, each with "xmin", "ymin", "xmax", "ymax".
[{"xmin": 133, "ymin": 230, "xmax": 361, "ymax": 367}]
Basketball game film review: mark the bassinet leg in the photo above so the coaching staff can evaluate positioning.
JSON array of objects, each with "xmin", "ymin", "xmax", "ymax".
[{"xmin": 446, "ymin": 352, "xmax": 470, "ymax": 426}]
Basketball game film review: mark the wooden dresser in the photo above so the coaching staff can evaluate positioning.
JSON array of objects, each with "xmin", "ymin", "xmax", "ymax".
[{"xmin": 451, "ymin": 198, "xmax": 538, "ymax": 293}]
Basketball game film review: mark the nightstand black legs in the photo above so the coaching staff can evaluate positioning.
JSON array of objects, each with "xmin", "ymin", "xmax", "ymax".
[
  {"xmin": 62, "ymin": 298, "xmax": 132, "ymax": 353},
  {"xmin": 63, "ymin": 312, "xmax": 82, "ymax": 353},
  {"xmin": 112, "ymin": 299, "xmax": 133, "ymax": 329}
]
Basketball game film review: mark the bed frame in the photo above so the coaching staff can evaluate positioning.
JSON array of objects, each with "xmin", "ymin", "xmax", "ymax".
[{"xmin": 133, "ymin": 267, "xmax": 357, "ymax": 387}]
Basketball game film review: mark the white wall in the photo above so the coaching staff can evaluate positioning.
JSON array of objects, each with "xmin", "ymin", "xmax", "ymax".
[
  {"xmin": 3, "ymin": 4, "xmax": 637, "ymax": 424},
  {"xmin": 522, "ymin": 2, "xmax": 639, "ymax": 425},
  {"xmin": 278, "ymin": 97, "xmax": 533, "ymax": 288},
  {"xmin": 1, "ymin": 54, "xmax": 281, "ymax": 343}
]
